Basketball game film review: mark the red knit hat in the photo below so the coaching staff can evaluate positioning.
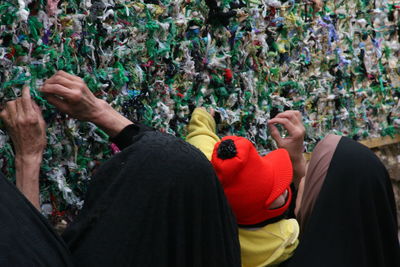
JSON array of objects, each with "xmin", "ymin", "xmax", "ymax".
[{"xmin": 211, "ymin": 136, "xmax": 293, "ymax": 226}]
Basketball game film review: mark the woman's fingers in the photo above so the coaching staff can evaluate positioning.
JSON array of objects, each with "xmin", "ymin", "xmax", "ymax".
[
  {"xmin": 21, "ymin": 86, "xmax": 34, "ymax": 113},
  {"xmin": 269, "ymin": 110, "xmax": 305, "ymax": 141},
  {"xmin": 269, "ymin": 123, "xmax": 283, "ymax": 144},
  {"xmin": 274, "ymin": 110, "xmax": 303, "ymax": 126},
  {"xmin": 45, "ymin": 73, "xmax": 80, "ymax": 89},
  {"xmin": 55, "ymin": 70, "xmax": 82, "ymax": 82},
  {"xmin": 5, "ymin": 101, "xmax": 17, "ymax": 121},
  {"xmin": 40, "ymin": 83, "xmax": 75, "ymax": 100},
  {"xmin": 268, "ymin": 117, "xmax": 297, "ymax": 135}
]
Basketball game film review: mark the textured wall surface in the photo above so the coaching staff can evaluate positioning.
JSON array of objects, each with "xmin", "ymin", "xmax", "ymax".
[{"xmin": 0, "ymin": 0, "xmax": 399, "ymax": 218}]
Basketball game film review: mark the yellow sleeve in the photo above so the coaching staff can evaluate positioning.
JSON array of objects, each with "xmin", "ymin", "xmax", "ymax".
[{"xmin": 186, "ymin": 108, "xmax": 220, "ymax": 160}]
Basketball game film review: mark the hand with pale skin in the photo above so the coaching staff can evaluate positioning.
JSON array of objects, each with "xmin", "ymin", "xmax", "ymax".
[
  {"xmin": 268, "ymin": 110, "xmax": 306, "ymax": 188},
  {"xmin": 0, "ymin": 86, "xmax": 46, "ymax": 209},
  {"xmin": 40, "ymin": 71, "xmax": 132, "ymax": 138}
]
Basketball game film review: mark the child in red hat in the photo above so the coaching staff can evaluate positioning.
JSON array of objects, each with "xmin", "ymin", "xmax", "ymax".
[{"xmin": 186, "ymin": 107, "xmax": 306, "ymax": 267}]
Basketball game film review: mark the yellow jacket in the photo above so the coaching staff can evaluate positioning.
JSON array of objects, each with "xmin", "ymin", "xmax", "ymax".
[{"xmin": 186, "ymin": 108, "xmax": 299, "ymax": 267}]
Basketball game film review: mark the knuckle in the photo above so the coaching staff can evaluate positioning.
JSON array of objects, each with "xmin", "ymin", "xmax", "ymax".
[
  {"xmin": 26, "ymin": 116, "xmax": 38, "ymax": 125},
  {"xmin": 6, "ymin": 101, "xmax": 15, "ymax": 107},
  {"xmin": 16, "ymin": 116, "xmax": 25, "ymax": 125},
  {"xmin": 70, "ymin": 90, "xmax": 82, "ymax": 102},
  {"xmin": 53, "ymin": 76, "xmax": 62, "ymax": 83},
  {"xmin": 79, "ymin": 83, "xmax": 86, "ymax": 91},
  {"xmin": 16, "ymin": 115, "xmax": 37, "ymax": 126},
  {"xmin": 41, "ymin": 84, "xmax": 50, "ymax": 92},
  {"xmin": 55, "ymin": 84, "xmax": 64, "ymax": 91}
]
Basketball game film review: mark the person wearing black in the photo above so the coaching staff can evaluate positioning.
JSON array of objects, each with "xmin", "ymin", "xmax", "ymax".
[
  {"xmin": 0, "ymin": 72, "xmax": 241, "ymax": 266},
  {"xmin": 0, "ymin": 86, "xmax": 73, "ymax": 266},
  {"xmin": 281, "ymin": 134, "xmax": 400, "ymax": 267}
]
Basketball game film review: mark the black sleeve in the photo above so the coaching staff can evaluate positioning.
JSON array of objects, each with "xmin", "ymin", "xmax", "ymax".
[{"xmin": 110, "ymin": 123, "xmax": 155, "ymax": 150}]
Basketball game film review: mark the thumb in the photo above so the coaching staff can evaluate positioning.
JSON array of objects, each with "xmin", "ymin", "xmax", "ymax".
[{"xmin": 269, "ymin": 123, "xmax": 283, "ymax": 145}]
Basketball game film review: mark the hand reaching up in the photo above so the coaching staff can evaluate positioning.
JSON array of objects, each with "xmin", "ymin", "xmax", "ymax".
[
  {"xmin": 268, "ymin": 110, "xmax": 306, "ymax": 187},
  {"xmin": 41, "ymin": 71, "xmax": 132, "ymax": 138},
  {"xmin": 0, "ymin": 86, "xmax": 46, "ymax": 209},
  {"xmin": 0, "ymin": 86, "xmax": 46, "ymax": 159},
  {"xmin": 41, "ymin": 70, "xmax": 104, "ymax": 122}
]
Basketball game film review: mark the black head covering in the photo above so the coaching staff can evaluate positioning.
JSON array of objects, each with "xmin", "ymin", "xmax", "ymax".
[
  {"xmin": 62, "ymin": 130, "xmax": 241, "ymax": 266},
  {"xmin": 0, "ymin": 173, "xmax": 73, "ymax": 266},
  {"xmin": 281, "ymin": 136, "xmax": 400, "ymax": 267}
]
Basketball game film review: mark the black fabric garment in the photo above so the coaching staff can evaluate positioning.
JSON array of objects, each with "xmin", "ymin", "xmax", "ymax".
[
  {"xmin": 281, "ymin": 137, "xmax": 400, "ymax": 267},
  {"xmin": 0, "ymin": 173, "xmax": 73, "ymax": 267},
  {"xmin": 62, "ymin": 125, "xmax": 241, "ymax": 267},
  {"xmin": 110, "ymin": 123, "xmax": 154, "ymax": 150}
]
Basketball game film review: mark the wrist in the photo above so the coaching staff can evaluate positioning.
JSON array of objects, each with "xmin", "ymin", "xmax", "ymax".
[
  {"xmin": 15, "ymin": 154, "xmax": 43, "ymax": 167},
  {"xmin": 89, "ymin": 99, "xmax": 109, "ymax": 123},
  {"xmin": 291, "ymin": 153, "xmax": 306, "ymax": 188},
  {"xmin": 15, "ymin": 156, "xmax": 41, "ymax": 210},
  {"xmin": 291, "ymin": 153, "xmax": 306, "ymax": 165},
  {"xmin": 90, "ymin": 100, "xmax": 133, "ymax": 138}
]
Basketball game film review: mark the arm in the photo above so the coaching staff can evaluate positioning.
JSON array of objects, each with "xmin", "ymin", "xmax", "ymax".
[
  {"xmin": 268, "ymin": 110, "xmax": 306, "ymax": 188},
  {"xmin": 186, "ymin": 108, "xmax": 220, "ymax": 160},
  {"xmin": 15, "ymin": 156, "xmax": 42, "ymax": 210},
  {"xmin": 40, "ymin": 71, "xmax": 132, "ymax": 138},
  {"xmin": 0, "ymin": 86, "xmax": 46, "ymax": 209}
]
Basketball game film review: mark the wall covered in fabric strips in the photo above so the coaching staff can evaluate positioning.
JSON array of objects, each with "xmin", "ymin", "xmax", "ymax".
[{"xmin": 0, "ymin": 0, "xmax": 399, "ymax": 219}]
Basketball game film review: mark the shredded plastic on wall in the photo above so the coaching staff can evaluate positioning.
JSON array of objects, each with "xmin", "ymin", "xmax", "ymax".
[{"xmin": 0, "ymin": 0, "xmax": 399, "ymax": 218}]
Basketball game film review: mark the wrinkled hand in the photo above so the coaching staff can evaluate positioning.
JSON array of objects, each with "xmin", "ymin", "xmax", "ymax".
[
  {"xmin": 41, "ymin": 70, "xmax": 132, "ymax": 137},
  {"xmin": 0, "ymin": 86, "xmax": 45, "ymax": 209},
  {"xmin": 268, "ymin": 110, "xmax": 306, "ymax": 186},
  {"xmin": 40, "ymin": 70, "xmax": 104, "ymax": 122},
  {"xmin": 268, "ymin": 110, "xmax": 305, "ymax": 160},
  {"xmin": 0, "ymin": 86, "xmax": 46, "ymax": 158}
]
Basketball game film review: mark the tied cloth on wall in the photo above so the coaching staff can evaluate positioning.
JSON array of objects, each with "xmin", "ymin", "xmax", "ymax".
[{"xmin": 0, "ymin": 0, "xmax": 399, "ymax": 222}]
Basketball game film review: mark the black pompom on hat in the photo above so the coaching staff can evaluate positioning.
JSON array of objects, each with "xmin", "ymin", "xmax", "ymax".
[{"xmin": 217, "ymin": 139, "xmax": 237, "ymax": 159}]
